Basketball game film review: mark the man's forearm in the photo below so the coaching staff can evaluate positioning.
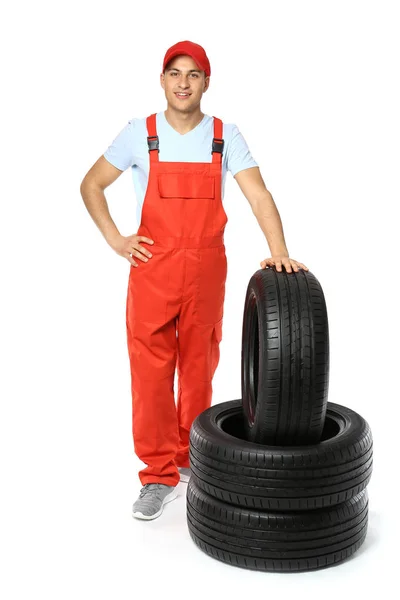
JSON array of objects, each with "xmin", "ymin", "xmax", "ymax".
[
  {"xmin": 251, "ymin": 192, "xmax": 289, "ymax": 256},
  {"xmin": 80, "ymin": 183, "xmax": 120, "ymax": 246}
]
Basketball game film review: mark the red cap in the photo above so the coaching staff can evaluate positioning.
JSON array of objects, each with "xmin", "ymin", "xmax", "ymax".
[{"xmin": 162, "ymin": 40, "xmax": 211, "ymax": 77}]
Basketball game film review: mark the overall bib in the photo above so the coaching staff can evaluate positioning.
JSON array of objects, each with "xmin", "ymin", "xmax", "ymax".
[{"xmin": 126, "ymin": 113, "xmax": 228, "ymax": 487}]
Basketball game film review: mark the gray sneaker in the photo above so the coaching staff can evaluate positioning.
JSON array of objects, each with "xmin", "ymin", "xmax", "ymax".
[
  {"xmin": 178, "ymin": 467, "xmax": 191, "ymax": 483},
  {"xmin": 132, "ymin": 483, "xmax": 178, "ymax": 520}
]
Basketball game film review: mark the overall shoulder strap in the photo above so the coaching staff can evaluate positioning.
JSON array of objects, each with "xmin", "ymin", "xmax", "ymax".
[
  {"xmin": 146, "ymin": 113, "xmax": 159, "ymax": 163},
  {"xmin": 211, "ymin": 116, "xmax": 224, "ymax": 164}
]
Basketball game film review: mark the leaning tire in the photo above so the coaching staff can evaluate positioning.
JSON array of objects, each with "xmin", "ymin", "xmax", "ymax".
[
  {"xmin": 189, "ymin": 399, "xmax": 373, "ymax": 511},
  {"xmin": 241, "ymin": 267, "xmax": 329, "ymax": 445},
  {"xmin": 187, "ymin": 478, "xmax": 368, "ymax": 572}
]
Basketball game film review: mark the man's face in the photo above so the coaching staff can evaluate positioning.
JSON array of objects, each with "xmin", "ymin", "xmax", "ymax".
[{"xmin": 160, "ymin": 55, "xmax": 209, "ymax": 112}]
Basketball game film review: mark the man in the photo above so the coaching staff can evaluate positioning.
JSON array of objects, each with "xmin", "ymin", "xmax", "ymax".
[{"xmin": 80, "ymin": 40, "xmax": 309, "ymax": 521}]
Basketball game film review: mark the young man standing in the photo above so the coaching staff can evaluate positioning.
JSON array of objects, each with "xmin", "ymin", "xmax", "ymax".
[{"xmin": 80, "ymin": 40, "xmax": 308, "ymax": 521}]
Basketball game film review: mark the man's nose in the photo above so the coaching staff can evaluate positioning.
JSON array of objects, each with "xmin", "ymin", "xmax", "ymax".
[{"xmin": 178, "ymin": 77, "xmax": 190, "ymax": 87}]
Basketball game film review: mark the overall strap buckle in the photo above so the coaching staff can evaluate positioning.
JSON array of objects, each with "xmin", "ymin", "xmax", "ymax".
[
  {"xmin": 147, "ymin": 135, "xmax": 159, "ymax": 152},
  {"xmin": 212, "ymin": 138, "xmax": 224, "ymax": 154}
]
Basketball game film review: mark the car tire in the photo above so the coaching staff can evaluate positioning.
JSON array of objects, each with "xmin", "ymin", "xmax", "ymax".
[
  {"xmin": 190, "ymin": 399, "xmax": 373, "ymax": 511},
  {"xmin": 187, "ymin": 478, "xmax": 368, "ymax": 572},
  {"xmin": 241, "ymin": 267, "xmax": 329, "ymax": 444}
]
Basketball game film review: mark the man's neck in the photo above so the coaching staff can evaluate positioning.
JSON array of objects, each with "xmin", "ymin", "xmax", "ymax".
[{"xmin": 164, "ymin": 108, "xmax": 205, "ymax": 135}]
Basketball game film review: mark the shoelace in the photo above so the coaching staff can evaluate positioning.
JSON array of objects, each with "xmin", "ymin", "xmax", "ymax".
[{"xmin": 138, "ymin": 484, "xmax": 165, "ymax": 499}]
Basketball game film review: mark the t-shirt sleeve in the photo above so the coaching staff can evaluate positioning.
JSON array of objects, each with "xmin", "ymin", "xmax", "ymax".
[
  {"xmin": 103, "ymin": 118, "xmax": 136, "ymax": 172},
  {"xmin": 226, "ymin": 124, "xmax": 258, "ymax": 177}
]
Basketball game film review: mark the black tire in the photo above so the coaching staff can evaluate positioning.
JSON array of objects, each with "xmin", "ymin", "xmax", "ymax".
[
  {"xmin": 187, "ymin": 479, "xmax": 369, "ymax": 572},
  {"xmin": 190, "ymin": 399, "xmax": 373, "ymax": 511},
  {"xmin": 241, "ymin": 267, "xmax": 329, "ymax": 445}
]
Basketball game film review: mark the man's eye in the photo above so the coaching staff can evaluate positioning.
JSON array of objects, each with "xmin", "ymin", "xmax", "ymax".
[{"xmin": 170, "ymin": 72, "xmax": 198, "ymax": 77}]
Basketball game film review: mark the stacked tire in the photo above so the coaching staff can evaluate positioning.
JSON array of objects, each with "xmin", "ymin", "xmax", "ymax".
[{"xmin": 187, "ymin": 267, "xmax": 373, "ymax": 572}]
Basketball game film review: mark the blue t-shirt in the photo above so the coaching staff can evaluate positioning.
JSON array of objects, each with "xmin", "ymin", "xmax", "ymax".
[{"xmin": 103, "ymin": 111, "xmax": 258, "ymax": 227}]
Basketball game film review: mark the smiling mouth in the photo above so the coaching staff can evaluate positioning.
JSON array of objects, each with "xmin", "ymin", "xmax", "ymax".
[{"xmin": 175, "ymin": 92, "xmax": 191, "ymax": 98}]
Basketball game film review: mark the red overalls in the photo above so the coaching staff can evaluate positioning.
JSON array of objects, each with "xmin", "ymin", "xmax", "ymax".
[{"xmin": 125, "ymin": 113, "xmax": 228, "ymax": 487}]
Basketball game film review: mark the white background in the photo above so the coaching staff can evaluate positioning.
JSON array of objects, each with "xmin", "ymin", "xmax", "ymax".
[{"xmin": 1, "ymin": 0, "xmax": 398, "ymax": 597}]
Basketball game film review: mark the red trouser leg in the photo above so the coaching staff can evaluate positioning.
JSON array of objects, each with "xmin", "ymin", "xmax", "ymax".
[
  {"xmin": 174, "ymin": 300, "xmax": 223, "ymax": 468},
  {"xmin": 127, "ymin": 317, "xmax": 181, "ymax": 487}
]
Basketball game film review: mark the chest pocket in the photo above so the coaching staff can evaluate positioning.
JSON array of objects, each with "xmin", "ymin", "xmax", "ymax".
[{"xmin": 158, "ymin": 173, "xmax": 215, "ymax": 199}]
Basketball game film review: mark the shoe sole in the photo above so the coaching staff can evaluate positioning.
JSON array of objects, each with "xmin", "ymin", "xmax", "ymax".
[{"xmin": 132, "ymin": 488, "xmax": 178, "ymax": 520}]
